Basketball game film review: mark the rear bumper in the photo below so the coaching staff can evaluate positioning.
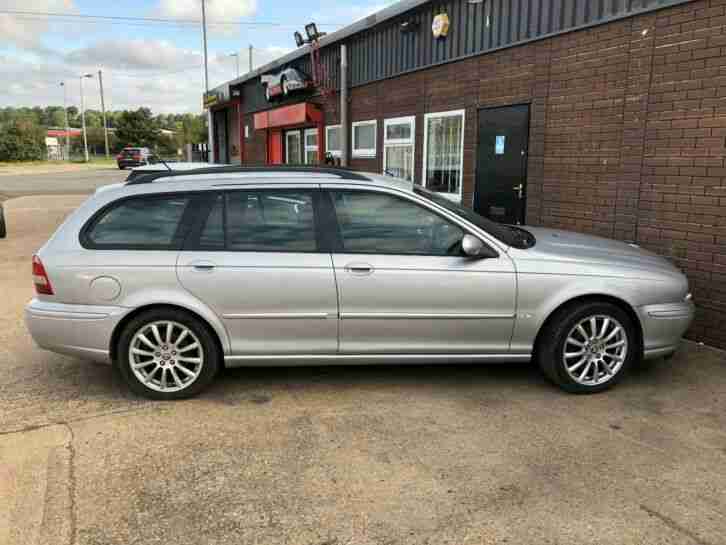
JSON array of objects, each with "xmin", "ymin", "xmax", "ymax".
[
  {"xmin": 639, "ymin": 300, "xmax": 695, "ymax": 360},
  {"xmin": 24, "ymin": 299, "xmax": 127, "ymax": 364},
  {"xmin": 117, "ymin": 160, "xmax": 145, "ymax": 168}
]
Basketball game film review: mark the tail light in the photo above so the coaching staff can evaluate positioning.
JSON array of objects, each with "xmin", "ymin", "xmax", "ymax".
[
  {"xmin": 132, "ymin": 154, "xmax": 141, "ymax": 161},
  {"xmin": 116, "ymin": 154, "xmax": 123, "ymax": 160},
  {"xmin": 32, "ymin": 255, "xmax": 54, "ymax": 295}
]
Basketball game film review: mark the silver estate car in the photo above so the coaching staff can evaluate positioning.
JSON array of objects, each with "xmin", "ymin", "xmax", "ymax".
[{"xmin": 25, "ymin": 166, "xmax": 695, "ymax": 399}]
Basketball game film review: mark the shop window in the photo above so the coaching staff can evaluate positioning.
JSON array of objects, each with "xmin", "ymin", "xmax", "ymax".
[
  {"xmin": 285, "ymin": 130, "xmax": 301, "ymax": 164},
  {"xmin": 304, "ymin": 128, "xmax": 318, "ymax": 164},
  {"xmin": 423, "ymin": 110, "xmax": 465, "ymax": 202},
  {"xmin": 383, "ymin": 116, "xmax": 415, "ymax": 181},
  {"xmin": 326, "ymin": 125, "xmax": 341, "ymax": 157},
  {"xmin": 352, "ymin": 120, "xmax": 377, "ymax": 158}
]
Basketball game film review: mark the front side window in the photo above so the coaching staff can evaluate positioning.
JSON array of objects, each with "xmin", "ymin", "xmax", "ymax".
[
  {"xmin": 423, "ymin": 110, "xmax": 465, "ymax": 201},
  {"xmin": 383, "ymin": 116, "xmax": 415, "ymax": 181},
  {"xmin": 224, "ymin": 190, "xmax": 317, "ymax": 252},
  {"xmin": 330, "ymin": 190, "xmax": 464, "ymax": 256},
  {"xmin": 85, "ymin": 196, "xmax": 190, "ymax": 248},
  {"xmin": 326, "ymin": 125, "xmax": 341, "ymax": 157},
  {"xmin": 352, "ymin": 120, "xmax": 377, "ymax": 158}
]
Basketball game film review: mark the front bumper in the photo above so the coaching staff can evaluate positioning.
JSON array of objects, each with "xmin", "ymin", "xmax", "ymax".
[
  {"xmin": 638, "ymin": 300, "xmax": 695, "ymax": 359},
  {"xmin": 25, "ymin": 299, "xmax": 128, "ymax": 364}
]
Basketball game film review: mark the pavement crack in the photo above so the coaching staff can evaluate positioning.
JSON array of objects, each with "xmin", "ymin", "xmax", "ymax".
[
  {"xmin": 640, "ymin": 504, "xmax": 714, "ymax": 545},
  {"xmin": 61, "ymin": 421, "xmax": 78, "ymax": 545},
  {"xmin": 0, "ymin": 404, "xmax": 159, "ymax": 436}
]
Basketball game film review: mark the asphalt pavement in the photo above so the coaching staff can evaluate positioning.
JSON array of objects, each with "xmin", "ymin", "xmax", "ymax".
[
  {"xmin": 0, "ymin": 169, "xmax": 126, "ymax": 199},
  {"xmin": 1, "ymin": 194, "xmax": 726, "ymax": 545}
]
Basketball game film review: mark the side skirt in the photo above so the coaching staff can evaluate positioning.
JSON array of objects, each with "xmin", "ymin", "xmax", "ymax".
[{"xmin": 223, "ymin": 353, "xmax": 532, "ymax": 368}]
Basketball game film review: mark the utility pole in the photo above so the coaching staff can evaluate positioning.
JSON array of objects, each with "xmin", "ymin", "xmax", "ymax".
[
  {"xmin": 201, "ymin": 0, "xmax": 214, "ymax": 163},
  {"xmin": 80, "ymin": 73, "xmax": 93, "ymax": 163},
  {"xmin": 60, "ymin": 82, "xmax": 70, "ymax": 161},
  {"xmin": 248, "ymin": 44, "xmax": 253, "ymax": 73},
  {"xmin": 98, "ymin": 70, "xmax": 110, "ymax": 158}
]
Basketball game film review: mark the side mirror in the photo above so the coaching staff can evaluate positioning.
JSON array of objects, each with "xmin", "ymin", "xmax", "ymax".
[{"xmin": 461, "ymin": 234, "xmax": 497, "ymax": 258}]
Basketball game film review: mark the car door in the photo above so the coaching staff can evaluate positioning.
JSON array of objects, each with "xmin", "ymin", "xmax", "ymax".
[
  {"xmin": 324, "ymin": 187, "xmax": 517, "ymax": 354},
  {"xmin": 177, "ymin": 187, "xmax": 338, "ymax": 355}
]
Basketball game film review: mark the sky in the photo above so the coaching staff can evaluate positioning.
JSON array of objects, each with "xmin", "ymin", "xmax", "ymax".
[{"xmin": 0, "ymin": 0, "xmax": 391, "ymax": 115}]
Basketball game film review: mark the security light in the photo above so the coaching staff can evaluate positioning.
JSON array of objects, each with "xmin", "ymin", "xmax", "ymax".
[
  {"xmin": 294, "ymin": 31, "xmax": 305, "ymax": 48},
  {"xmin": 305, "ymin": 22, "xmax": 319, "ymax": 41}
]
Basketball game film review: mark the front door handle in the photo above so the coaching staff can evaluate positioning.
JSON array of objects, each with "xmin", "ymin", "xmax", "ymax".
[{"xmin": 345, "ymin": 262, "xmax": 374, "ymax": 276}]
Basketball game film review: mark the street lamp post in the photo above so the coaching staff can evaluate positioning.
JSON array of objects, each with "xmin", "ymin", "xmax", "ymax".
[
  {"xmin": 201, "ymin": 0, "xmax": 214, "ymax": 164},
  {"xmin": 59, "ymin": 82, "xmax": 70, "ymax": 161},
  {"xmin": 80, "ymin": 73, "xmax": 93, "ymax": 163},
  {"xmin": 229, "ymin": 52, "xmax": 240, "ymax": 78},
  {"xmin": 98, "ymin": 70, "xmax": 110, "ymax": 158}
]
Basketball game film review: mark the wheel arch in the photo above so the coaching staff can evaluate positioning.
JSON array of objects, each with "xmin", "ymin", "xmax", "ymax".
[
  {"xmin": 110, "ymin": 303, "xmax": 226, "ymax": 365},
  {"xmin": 532, "ymin": 294, "xmax": 644, "ymax": 360}
]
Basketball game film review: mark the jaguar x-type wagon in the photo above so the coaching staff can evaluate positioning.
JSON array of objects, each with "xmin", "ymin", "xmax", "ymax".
[{"xmin": 26, "ymin": 166, "xmax": 695, "ymax": 399}]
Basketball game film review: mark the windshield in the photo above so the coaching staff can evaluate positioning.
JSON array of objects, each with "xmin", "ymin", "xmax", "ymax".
[{"xmin": 414, "ymin": 186, "xmax": 534, "ymax": 249}]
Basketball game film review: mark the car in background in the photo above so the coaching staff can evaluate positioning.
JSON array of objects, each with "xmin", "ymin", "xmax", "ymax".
[
  {"xmin": 117, "ymin": 147, "xmax": 156, "ymax": 169},
  {"xmin": 261, "ymin": 68, "xmax": 311, "ymax": 101}
]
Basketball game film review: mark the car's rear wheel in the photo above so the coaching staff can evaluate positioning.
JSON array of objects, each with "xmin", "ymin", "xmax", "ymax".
[
  {"xmin": 281, "ymin": 76, "xmax": 289, "ymax": 96},
  {"xmin": 116, "ymin": 309, "xmax": 220, "ymax": 400},
  {"xmin": 537, "ymin": 301, "xmax": 637, "ymax": 394}
]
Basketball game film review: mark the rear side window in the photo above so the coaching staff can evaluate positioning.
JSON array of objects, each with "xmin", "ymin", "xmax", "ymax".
[
  {"xmin": 83, "ymin": 196, "xmax": 191, "ymax": 249},
  {"xmin": 195, "ymin": 190, "xmax": 318, "ymax": 252}
]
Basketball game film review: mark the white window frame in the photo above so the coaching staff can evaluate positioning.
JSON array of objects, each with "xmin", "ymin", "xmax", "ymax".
[
  {"xmin": 422, "ymin": 109, "xmax": 466, "ymax": 203},
  {"xmin": 352, "ymin": 120, "xmax": 377, "ymax": 158},
  {"xmin": 383, "ymin": 115, "xmax": 415, "ymax": 180},
  {"xmin": 325, "ymin": 124, "xmax": 342, "ymax": 158},
  {"xmin": 304, "ymin": 128, "xmax": 318, "ymax": 164},
  {"xmin": 285, "ymin": 130, "xmax": 301, "ymax": 164}
]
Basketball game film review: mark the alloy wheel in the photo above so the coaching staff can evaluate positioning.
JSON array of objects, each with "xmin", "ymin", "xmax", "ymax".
[
  {"xmin": 562, "ymin": 315, "xmax": 628, "ymax": 386},
  {"xmin": 128, "ymin": 321, "xmax": 204, "ymax": 393}
]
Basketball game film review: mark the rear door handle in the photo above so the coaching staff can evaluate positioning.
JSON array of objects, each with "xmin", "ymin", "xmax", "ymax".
[
  {"xmin": 190, "ymin": 260, "xmax": 216, "ymax": 272},
  {"xmin": 345, "ymin": 262, "xmax": 374, "ymax": 276}
]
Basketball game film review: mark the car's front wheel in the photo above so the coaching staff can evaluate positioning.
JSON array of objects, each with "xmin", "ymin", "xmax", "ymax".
[
  {"xmin": 116, "ymin": 309, "xmax": 220, "ymax": 400},
  {"xmin": 537, "ymin": 301, "xmax": 637, "ymax": 394}
]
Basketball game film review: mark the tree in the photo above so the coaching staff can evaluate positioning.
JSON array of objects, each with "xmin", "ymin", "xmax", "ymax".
[
  {"xmin": 0, "ymin": 119, "xmax": 46, "ymax": 161},
  {"xmin": 114, "ymin": 108, "xmax": 161, "ymax": 148}
]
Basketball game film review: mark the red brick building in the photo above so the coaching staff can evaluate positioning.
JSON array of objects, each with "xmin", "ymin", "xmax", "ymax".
[{"xmin": 208, "ymin": 0, "xmax": 726, "ymax": 348}]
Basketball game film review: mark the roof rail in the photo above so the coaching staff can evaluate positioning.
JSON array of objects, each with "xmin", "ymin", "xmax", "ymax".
[{"xmin": 125, "ymin": 165, "xmax": 371, "ymax": 185}]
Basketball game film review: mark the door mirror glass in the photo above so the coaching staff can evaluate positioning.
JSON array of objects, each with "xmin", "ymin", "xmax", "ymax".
[{"xmin": 461, "ymin": 234, "xmax": 495, "ymax": 258}]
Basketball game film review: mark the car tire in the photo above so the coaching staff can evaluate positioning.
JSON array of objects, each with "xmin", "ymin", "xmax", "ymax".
[
  {"xmin": 0, "ymin": 204, "xmax": 6, "ymax": 239},
  {"xmin": 118, "ymin": 165, "xmax": 125, "ymax": 170},
  {"xmin": 116, "ymin": 308, "xmax": 220, "ymax": 400},
  {"xmin": 536, "ymin": 301, "xmax": 638, "ymax": 394}
]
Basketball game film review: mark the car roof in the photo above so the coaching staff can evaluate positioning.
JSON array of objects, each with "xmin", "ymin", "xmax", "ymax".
[{"xmin": 122, "ymin": 166, "xmax": 414, "ymax": 194}]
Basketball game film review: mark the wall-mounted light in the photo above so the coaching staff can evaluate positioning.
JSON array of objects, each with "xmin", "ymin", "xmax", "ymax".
[
  {"xmin": 400, "ymin": 20, "xmax": 420, "ymax": 33},
  {"xmin": 294, "ymin": 31, "xmax": 305, "ymax": 47}
]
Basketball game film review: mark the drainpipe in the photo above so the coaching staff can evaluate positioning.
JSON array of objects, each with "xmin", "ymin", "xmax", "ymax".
[{"xmin": 340, "ymin": 43, "xmax": 349, "ymax": 168}]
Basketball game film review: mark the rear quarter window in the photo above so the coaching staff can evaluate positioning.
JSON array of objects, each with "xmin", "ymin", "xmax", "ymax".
[{"xmin": 82, "ymin": 195, "xmax": 191, "ymax": 249}]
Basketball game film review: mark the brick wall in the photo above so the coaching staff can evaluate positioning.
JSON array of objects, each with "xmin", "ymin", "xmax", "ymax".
[{"xmin": 238, "ymin": 0, "xmax": 726, "ymax": 348}]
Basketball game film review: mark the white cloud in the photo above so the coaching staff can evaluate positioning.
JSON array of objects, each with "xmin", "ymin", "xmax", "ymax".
[
  {"xmin": 65, "ymin": 39, "xmax": 202, "ymax": 71},
  {"xmin": 156, "ymin": 0, "xmax": 256, "ymax": 20},
  {"xmin": 0, "ymin": 0, "xmax": 78, "ymax": 51},
  {"xmin": 1, "ymin": 40, "xmax": 293, "ymax": 114}
]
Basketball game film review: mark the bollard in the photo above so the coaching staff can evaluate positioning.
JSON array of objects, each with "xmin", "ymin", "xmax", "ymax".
[{"xmin": 0, "ymin": 203, "xmax": 5, "ymax": 239}]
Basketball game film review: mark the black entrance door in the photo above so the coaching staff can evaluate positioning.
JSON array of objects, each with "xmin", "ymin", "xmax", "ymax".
[{"xmin": 474, "ymin": 105, "xmax": 530, "ymax": 224}]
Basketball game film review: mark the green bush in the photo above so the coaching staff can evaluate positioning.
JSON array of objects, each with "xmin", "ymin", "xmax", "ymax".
[{"xmin": 0, "ymin": 120, "xmax": 46, "ymax": 161}]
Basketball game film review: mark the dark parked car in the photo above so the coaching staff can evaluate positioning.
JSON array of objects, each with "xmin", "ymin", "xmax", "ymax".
[{"xmin": 117, "ymin": 147, "xmax": 156, "ymax": 169}]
